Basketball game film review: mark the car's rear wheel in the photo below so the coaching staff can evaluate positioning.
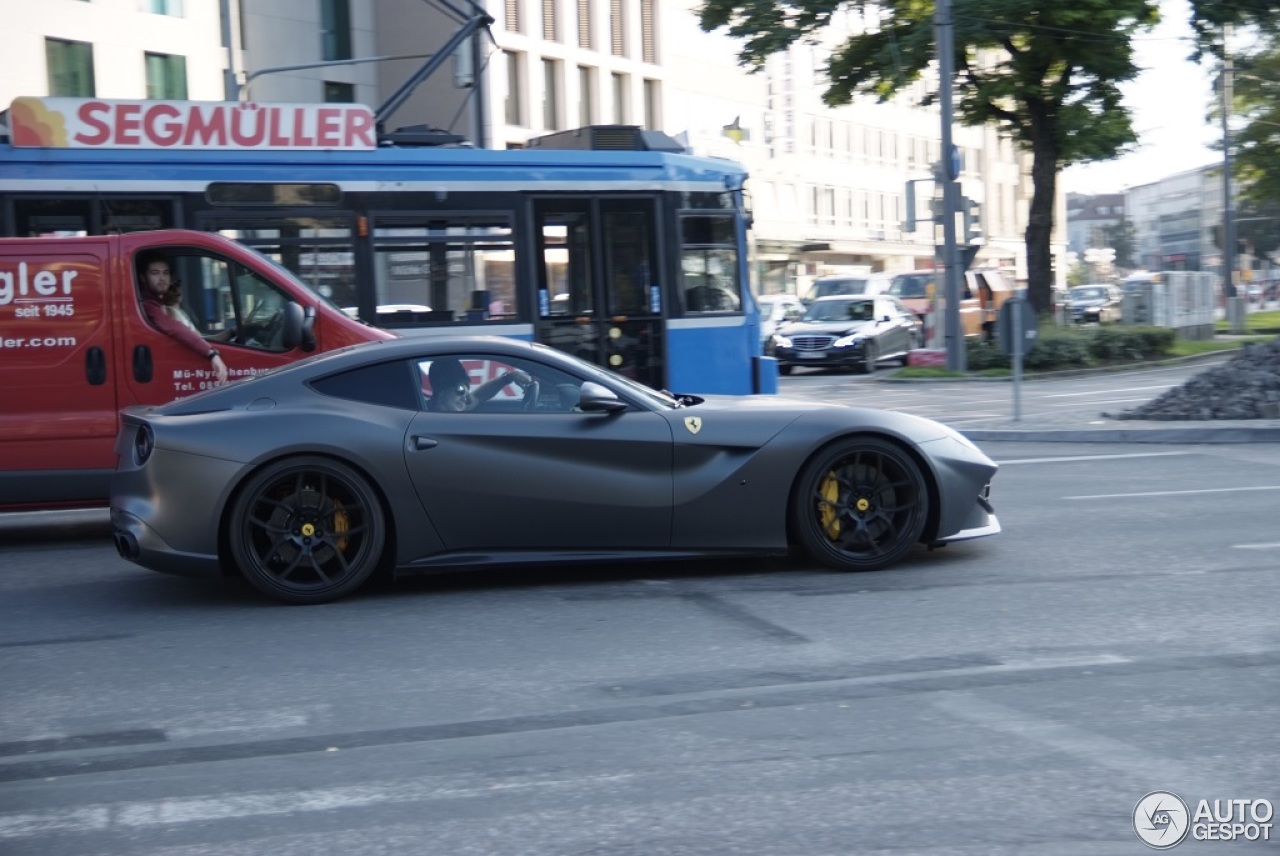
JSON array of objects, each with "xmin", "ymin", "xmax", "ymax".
[
  {"xmin": 229, "ymin": 456, "xmax": 386, "ymax": 604},
  {"xmin": 792, "ymin": 437, "xmax": 928, "ymax": 571}
]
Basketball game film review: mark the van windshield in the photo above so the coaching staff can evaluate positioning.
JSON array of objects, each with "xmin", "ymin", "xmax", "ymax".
[
  {"xmin": 803, "ymin": 278, "xmax": 868, "ymax": 303},
  {"xmin": 888, "ymin": 274, "xmax": 932, "ymax": 299}
]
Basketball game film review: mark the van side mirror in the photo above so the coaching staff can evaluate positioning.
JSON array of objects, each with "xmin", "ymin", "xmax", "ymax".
[{"xmin": 280, "ymin": 302, "xmax": 316, "ymax": 351}]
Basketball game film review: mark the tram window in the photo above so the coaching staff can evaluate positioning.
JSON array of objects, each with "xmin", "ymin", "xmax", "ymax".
[
  {"xmin": 12, "ymin": 197, "xmax": 176, "ymax": 237},
  {"xmin": 13, "ymin": 199, "xmax": 91, "ymax": 236},
  {"xmin": 680, "ymin": 214, "xmax": 741, "ymax": 314},
  {"xmin": 601, "ymin": 207, "xmax": 657, "ymax": 316},
  {"xmin": 371, "ymin": 218, "xmax": 516, "ymax": 326},
  {"xmin": 210, "ymin": 218, "xmax": 356, "ymax": 308}
]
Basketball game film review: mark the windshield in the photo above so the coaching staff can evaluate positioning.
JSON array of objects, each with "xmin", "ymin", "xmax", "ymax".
[
  {"xmin": 804, "ymin": 278, "xmax": 869, "ymax": 302},
  {"xmin": 888, "ymin": 274, "xmax": 931, "ymax": 299},
  {"xmin": 1070, "ymin": 286, "xmax": 1108, "ymax": 301},
  {"xmin": 803, "ymin": 299, "xmax": 876, "ymax": 322}
]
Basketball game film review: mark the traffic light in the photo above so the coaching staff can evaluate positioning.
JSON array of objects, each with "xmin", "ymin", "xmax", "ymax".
[{"xmin": 961, "ymin": 196, "xmax": 982, "ymax": 245}]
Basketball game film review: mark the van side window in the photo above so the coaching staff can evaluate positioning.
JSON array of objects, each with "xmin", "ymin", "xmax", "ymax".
[{"xmin": 138, "ymin": 250, "xmax": 297, "ymax": 352}]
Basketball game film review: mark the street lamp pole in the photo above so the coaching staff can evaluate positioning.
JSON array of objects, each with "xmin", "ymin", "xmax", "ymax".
[{"xmin": 1221, "ymin": 25, "xmax": 1238, "ymax": 299}]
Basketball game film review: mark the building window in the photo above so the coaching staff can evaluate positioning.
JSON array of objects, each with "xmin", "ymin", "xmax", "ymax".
[
  {"xmin": 542, "ymin": 0, "xmax": 559, "ymax": 41},
  {"xmin": 140, "ymin": 0, "xmax": 184, "ymax": 13},
  {"xmin": 578, "ymin": 65, "xmax": 595, "ymax": 126},
  {"xmin": 640, "ymin": 0, "xmax": 657, "ymax": 64},
  {"xmin": 643, "ymin": 79, "xmax": 660, "ymax": 130},
  {"xmin": 324, "ymin": 81, "xmax": 355, "ymax": 102},
  {"xmin": 46, "ymin": 39, "xmax": 95, "ymax": 97},
  {"xmin": 505, "ymin": 0, "xmax": 523, "ymax": 33},
  {"xmin": 610, "ymin": 0, "xmax": 627, "ymax": 57},
  {"xmin": 611, "ymin": 72, "xmax": 627, "ymax": 124},
  {"xmin": 542, "ymin": 59, "xmax": 562, "ymax": 131},
  {"xmin": 145, "ymin": 52, "xmax": 188, "ymax": 100},
  {"xmin": 577, "ymin": 0, "xmax": 593, "ymax": 49},
  {"xmin": 504, "ymin": 51, "xmax": 525, "ymax": 126},
  {"xmin": 320, "ymin": 0, "xmax": 352, "ymax": 61}
]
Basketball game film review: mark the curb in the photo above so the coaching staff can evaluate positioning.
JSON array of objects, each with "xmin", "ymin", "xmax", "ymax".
[
  {"xmin": 960, "ymin": 425, "xmax": 1280, "ymax": 444},
  {"xmin": 876, "ymin": 348, "xmax": 1243, "ymax": 383}
]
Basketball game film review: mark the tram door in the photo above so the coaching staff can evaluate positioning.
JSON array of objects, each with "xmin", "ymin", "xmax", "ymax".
[{"xmin": 533, "ymin": 198, "xmax": 665, "ymax": 389}]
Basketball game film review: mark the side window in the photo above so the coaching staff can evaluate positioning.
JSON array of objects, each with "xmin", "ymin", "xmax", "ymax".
[
  {"xmin": 415, "ymin": 354, "xmax": 584, "ymax": 413},
  {"xmin": 680, "ymin": 214, "xmax": 742, "ymax": 314},
  {"xmin": 142, "ymin": 250, "xmax": 297, "ymax": 352}
]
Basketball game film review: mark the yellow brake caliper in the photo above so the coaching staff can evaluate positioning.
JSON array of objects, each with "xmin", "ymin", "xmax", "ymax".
[
  {"xmin": 332, "ymin": 499, "xmax": 349, "ymax": 551},
  {"xmin": 820, "ymin": 471, "xmax": 841, "ymax": 539}
]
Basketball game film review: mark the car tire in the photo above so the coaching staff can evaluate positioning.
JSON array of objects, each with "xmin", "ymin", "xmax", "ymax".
[
  {"xmin": 791, "ymin": 436, "xmax": 928, "ymax": 572},
  {"xmin": 779, "ymin": 364, "xmax": 793, "ymax": 376},
  {"xmin": 860, "ymin": 342, "xmax": 877, "ymax": 375},
  {"xmin": 229, "ymin": 456, "xmax": 386, "ymax": 605}
]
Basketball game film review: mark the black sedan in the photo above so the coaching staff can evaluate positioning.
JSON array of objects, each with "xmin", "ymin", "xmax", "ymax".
[
  {"xmin": 1066, "ymin": 284, "xmax": 1122, "ymax": 324},
  {"xmin": 111, "ymin": 336, "xmax": 999, "ymax": 604},
  {"xmin": 770, "ymin": 295, "xmax": 921, "ymax": 375}
]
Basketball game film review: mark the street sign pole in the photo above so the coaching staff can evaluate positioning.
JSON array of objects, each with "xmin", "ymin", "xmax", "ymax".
[
  {"xmin": 934, "ymin": 0, "xmax": 965, "ymax": 373},
  {"xmin": 998, "ymin": 293, "xmax": 1038, "ymax": 422}
]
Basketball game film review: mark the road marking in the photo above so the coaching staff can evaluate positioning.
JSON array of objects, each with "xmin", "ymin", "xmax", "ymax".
[
  {"xmin": 998, "ymin": 451, "xmax": 1192, "ymax": 465},
  {"xmin": 1231, "ymin": 542, "xmax": 1280, "ymax": 550},
  {"xmin": 1065, "ymin": 485, "xmax": 1280, "ymax": 500},
  {"xmin": 0, "ymin": 772, "xmax": 641, "ymax": 839},
  {"xmin": 931, "ymin": 693, "xmax": 1235, "ymax": 797},
  {"xmin": 1043, "ymin": 385, "xmax": 1174, "ymax": 398}
]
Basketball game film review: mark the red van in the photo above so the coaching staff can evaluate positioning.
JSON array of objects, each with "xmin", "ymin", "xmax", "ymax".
[{"xmin": 0, "ymin": 229, "xmax": 392, "ymax": 510}]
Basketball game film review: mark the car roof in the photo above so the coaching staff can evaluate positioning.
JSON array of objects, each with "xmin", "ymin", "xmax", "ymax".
[{"xmin": 811, "ymin": 294, "xmax": 876, "ymax": 303}]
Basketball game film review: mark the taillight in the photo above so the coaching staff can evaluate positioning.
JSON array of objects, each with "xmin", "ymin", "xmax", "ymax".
[{"xmin": 134, "ymin": 424, "xmax": 154, "ymax": 465}]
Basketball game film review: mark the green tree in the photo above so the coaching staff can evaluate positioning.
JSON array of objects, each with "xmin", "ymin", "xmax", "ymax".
[
  {"xmin": 697, "ymin": 0, "xmax": 1276, "ymax": 314},
  {"xmin": 1100, "ymin": 218, "xmax": 1137, "ymax": 270}
]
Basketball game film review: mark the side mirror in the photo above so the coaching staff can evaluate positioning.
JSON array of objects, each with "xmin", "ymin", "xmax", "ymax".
[
  {"xmin": 578, "ymin": 381, "xmax": 628, "ymax": 413},
  {"xmin": 280, "ymin": 301, "xmax": 304, "ymax": 350}
]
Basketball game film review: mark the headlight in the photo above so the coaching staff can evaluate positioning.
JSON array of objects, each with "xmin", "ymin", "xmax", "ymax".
[
  {"xmin": 772, "ymin": 333, "xmax": 792, "ymax": 348},
  {"xmin": 833, "ymin": 333, "xmax": 861, "ymax": 348}
]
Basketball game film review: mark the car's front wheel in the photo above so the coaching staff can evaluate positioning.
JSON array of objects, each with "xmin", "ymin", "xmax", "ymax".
[
  {"xmin": 792, "ymin": 437, "xmax": 928, "ymax": 571},
  {"xmin": 860, "ymin": 342, "xmax": 878, "ymax": 374},
  {"xmin": 229, "ymin": 456, "xmax": 386, "ymax": 604}
]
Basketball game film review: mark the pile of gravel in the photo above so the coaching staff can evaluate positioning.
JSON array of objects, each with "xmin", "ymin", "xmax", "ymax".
[{"xmin": 1108, "ymin": 336, "xmax": 1280, "ymax": 421}]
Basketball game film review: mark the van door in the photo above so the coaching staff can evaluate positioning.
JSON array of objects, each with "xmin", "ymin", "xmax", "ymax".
[{"xmin": 0, "ymin": 239, "xmax": 117, "ymax": 503}]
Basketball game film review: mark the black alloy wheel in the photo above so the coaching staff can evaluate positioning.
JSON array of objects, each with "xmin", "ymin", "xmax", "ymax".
[
  {"xmin": 229, "ymin": 456, "xmax": 386, "ymax": 604},
  {"xmin": 792, "ymin": 437, "xmax": 928, "ymax": 571}
]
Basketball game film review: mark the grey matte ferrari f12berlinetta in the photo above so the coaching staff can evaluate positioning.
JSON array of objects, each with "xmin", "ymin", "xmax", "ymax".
[{"xmin": 111, "ymin": 336, "xmax": 1000, "ymax": 604}]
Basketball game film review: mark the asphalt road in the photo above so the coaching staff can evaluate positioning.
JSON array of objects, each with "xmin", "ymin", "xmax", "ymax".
[{"xmin": 2, "ymin": 438, "xmax": 1278, "ymax": 854}]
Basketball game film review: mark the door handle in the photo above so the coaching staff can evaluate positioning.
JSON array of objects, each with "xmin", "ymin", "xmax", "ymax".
[{"xmin": 411, "ymin": 436, "xmax": 439, "ymax": 451}]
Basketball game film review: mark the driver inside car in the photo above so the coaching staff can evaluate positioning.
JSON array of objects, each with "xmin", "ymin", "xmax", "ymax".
[{"xmin": 428, "ymin": 358, "xmax": 533, "ymax": 412}]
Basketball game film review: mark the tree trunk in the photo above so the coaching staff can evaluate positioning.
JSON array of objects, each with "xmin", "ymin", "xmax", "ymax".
[{"xmin": 1024, "ymin": 120, "xmax": 1060, "ymax": 316}]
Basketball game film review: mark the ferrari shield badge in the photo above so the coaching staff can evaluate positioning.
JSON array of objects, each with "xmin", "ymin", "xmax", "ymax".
[{"xmin": 683, "ymin": 416, "xmax": 702, "ymax": 435}]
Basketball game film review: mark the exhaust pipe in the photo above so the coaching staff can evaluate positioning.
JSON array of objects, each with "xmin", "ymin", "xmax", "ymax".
[{"xmin": 113, "ymin": 531, "xmax": 140, "ymax": 561}]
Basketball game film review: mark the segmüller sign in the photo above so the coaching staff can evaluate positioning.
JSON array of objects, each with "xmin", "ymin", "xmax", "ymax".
[{"xmin": 8, "ymin": 96, "xmax": 377, "ymax": 150}]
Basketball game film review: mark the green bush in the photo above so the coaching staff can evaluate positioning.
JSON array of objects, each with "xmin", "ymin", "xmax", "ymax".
[{"xmin": 955, "ymin": 324, "xmax": 1176, "ymax": 372}]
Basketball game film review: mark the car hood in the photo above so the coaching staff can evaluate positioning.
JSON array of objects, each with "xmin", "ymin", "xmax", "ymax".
[{"xmin": 776, "ymin": 319, "xmax": 874, "ymax": 337}]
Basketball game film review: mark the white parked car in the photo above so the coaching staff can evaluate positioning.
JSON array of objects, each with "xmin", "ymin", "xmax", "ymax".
[{"xmin": 756, "ymin": 293, "xmax": 807, "ymax": 346}]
